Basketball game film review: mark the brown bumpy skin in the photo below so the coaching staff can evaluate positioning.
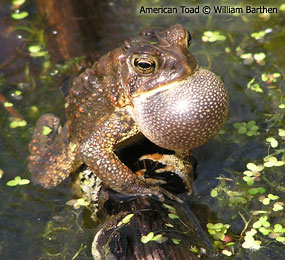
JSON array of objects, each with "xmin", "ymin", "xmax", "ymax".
[
  {"xmin": 28, "ymin": 114, "xmax": 78, "ymax": 187},
  {"xmin": 28, "ymin": 24, "xmax": 228, "ymax": 199}
]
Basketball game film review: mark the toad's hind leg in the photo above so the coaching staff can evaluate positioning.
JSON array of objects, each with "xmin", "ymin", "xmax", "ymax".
[{"xmin": 28, "ymin": 114, "xmax": 80, "ymax": 188}]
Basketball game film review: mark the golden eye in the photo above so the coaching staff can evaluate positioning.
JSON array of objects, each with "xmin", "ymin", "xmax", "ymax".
[
  {"xmin": 186, "ymin": 31, "xmax": 192, "ymax": 48},
  {"xmin": 132, "ymin": 56, "xmax": 156, "ymax": 74}
]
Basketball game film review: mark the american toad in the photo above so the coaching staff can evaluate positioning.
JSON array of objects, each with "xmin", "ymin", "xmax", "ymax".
[{"xmin": 28, "ymin": 24, "xmax": 228, "ymax": 199}]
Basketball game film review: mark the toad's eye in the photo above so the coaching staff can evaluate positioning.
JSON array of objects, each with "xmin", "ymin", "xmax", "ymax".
[
  {"xmin": 133, "ymin": 57, "xmax": 156, "ymax": 74},
  {"xmin": 186, "ymin": 31, "xmax": 192, "ymax": 48}
]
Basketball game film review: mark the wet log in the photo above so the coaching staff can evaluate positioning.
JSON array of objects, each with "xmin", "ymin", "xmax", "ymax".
[{"xmin": 91, "ymin": 192, "xmax": 215, "ymax": 260}]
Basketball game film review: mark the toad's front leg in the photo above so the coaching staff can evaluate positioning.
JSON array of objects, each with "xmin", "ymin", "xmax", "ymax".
[{"xmin": 79, "ymin": 109, "xmax": 164, "ymax": 200}]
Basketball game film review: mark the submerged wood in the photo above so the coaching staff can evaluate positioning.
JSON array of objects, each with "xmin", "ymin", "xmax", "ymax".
[
  {"xmin": 80, "ymin": 165, "xmax": 215, "ymax": 260},
  {"xmin": 91, "ymin": 192, "xmax": 215, "ymax": 259}
]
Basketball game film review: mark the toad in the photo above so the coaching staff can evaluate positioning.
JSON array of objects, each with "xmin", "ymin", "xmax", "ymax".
[{"xmin": 28, "ymin": 24, "xmax": 228, "ymax": 200}]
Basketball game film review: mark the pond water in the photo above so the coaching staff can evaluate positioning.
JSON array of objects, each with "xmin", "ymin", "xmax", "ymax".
[{"xmin": 0, "ymin": 0, "xmax": 284, "ymax": 259}]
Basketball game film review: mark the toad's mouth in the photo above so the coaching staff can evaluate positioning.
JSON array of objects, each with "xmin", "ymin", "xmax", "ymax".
[{"xmin": 131, "ymin": 66, "xmax": 200, "ymax": 99}]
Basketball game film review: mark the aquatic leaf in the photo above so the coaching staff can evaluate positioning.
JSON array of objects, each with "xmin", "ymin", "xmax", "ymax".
[
  {"xmin": 42, "ymin": 126, "xmax": 52, "ymax": 135},
  {"xmin": 273, "ymin": 72, "xmax": 281, "ymax": 78},
  {"xmin": 189, "ymin": 245, "xmax": 199, "ymax": 253},
  {"xmin": 262, "ymin": 198, "xmax": 270, "ymax": 205},
  {"xmin": 122, "ymin": 213, "xmax": 134, "ymax": 224},
  {"xmin": 18, "ymin": 179, "xmax": 30, "ymax": 185},
  {"xmin": 248, "ymin": 187, "xmax": 265, "ymax": 195},
  {"xmin": 171, "ymin": 238, "xmax": 180, "ymax": 244},
  {"xmin": 278, "ymin": 129, "xmax": 285, "ymax": 137},
  {"xmin": 210, "ymin": 189, "xmax": 218, "ymax": 197},
  {"xmin": 268, "ymin": 194, "xmax": 279, "ymax": 200},
  {"xmin": 266, "ymin": 137, "xmax": 278, "ymax": 148},
  {"xmin": 253, "ymin": 221, "xmax": 262, "ymax": 229},
  {"xmin": 250, "ymin": 125, "xmax": 259, "ymax": 131},
  {"xmin": 12, "ymin": 0, "xmax": 26, "ymax": 5},
  {"xmin": 254, "ymin": 53, "xmax": 266, "ymax": 61},
  {"xmin": 246, "ymin": 229, "xmax": 257, "ymax": 237},
  {"xmin": 243, "ymin": 170, "xmax": 253, "ymax": 176},
  {"xmin": 280, "ymin": 4, "xmax": 285, "ymax": 11},
  {"xmin": 202, "ymin": 31, "xmax": 226, "ymax": 42},
  {"xmin": 165, "ymin": 223, "xmax": 174, "ymax": 228},
  {"xmin": 7, "ymin": 179, "xmax": 18, "ymax": 186},
  {"xmin": 273, "ymin": 202, "xmax": 284, "ymax": 212},
  {"xmin": 214, "ymin": 223, "xmax": 223, "ymax": 229},
  {"xmin": 238, "ymin": 126, "xmax": 247, "ymax": 134},
  {"xmin": 222, "ymin": 249, "xmax": 232, "ymax": 256},
  {"xmin": 10, "ymin": 119, "xmax": 27, "ymax": 128},
  {"xmin": 11, "ymin": 11, "xmax": 28, "ymax": 20},
  {"xmin": 243, "ymin": 176, "xmax": 254, "ymax": 186},
  {"xmin": 151, "ymin": 234, "xmax": 163, "ymax": 241},
  {"xmin": 247, "ymin": 163, "xmax": 264, "ymax": 172},
  {"xmin": 259, "ymin": 227, "xmax": 271, "ymax": 235},
  {"xmin": 70, "ymin": 143, "xmax": 77, "ymax": 152},
  {"xmin": 207, "ymin": 223, "xmax": 214, "ymax": 229},
  {"xmin": 264, "ymin": 156, "xmax": 277, "ymax": 167},
  {"xmin": 76, "ymin": 198, "xmax": 89, "ymax": 206},
  {"xmin": 141, "ymin": 232, "xmax": 154, "ymax": 243},
  {"xmin": 12, "ymin": 90, "xmax": 22, "ymax": 96},
  {"xmin": 276, "ymin": 237, "xmax": 285, "ymax": 243},
  {"xmin": 241, "ymin": 53, "xmax": 253, "ymax": 59},
  {"xmin": 274, "ymin": 224, "xmax": 283, "ymax": 232},
  {"xmin": 3, "ymin": 102, "xmax": 13, "ymax": 107},
  {"xmin": 251, "ymin": 31, "xmax": 266, "ymax": 40},
  {"xmin": 7, "ymin": 176, "xmax": 29, "ymax": 186},
  {"xmin": 168, "ymin": 213, "xmax": 179, "ymax": 219},
  {"xmin": 233, "ymin": 122, "xmax": 242, "ymax": 129},
  {"xmin": 29, "ymin": 45, "xmax": 41, "ymax": 53},
  {"xmin": 275, "ymin": 161, "xmax": 285, "ymax": 166},
  {"xmin": 279, "ymin": 103, "xmax": 285, "ymax": 109},
  {"xmin": 163, "ymin": 203, "xmax": 176, "ymax": 212},
  {"xmin": 247, "ymin": 120, "xmax": 256, "ymax": 128},
  {"xmin": 242, "ymin": 235, "xmax": 261, "ymax": 250}
]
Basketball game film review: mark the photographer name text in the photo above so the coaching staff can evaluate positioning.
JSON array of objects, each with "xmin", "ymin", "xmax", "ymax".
[{"xmin": 139, "ymin": 5, "xmax": 278, "ymax": 15}]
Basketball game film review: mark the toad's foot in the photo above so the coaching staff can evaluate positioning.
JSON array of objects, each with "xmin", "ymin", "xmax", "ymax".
[
  {"xmin": 139, "ymin": 153, "xmax": 193, "ymax": 194},
  {"xmin": 28, "ymin": 114, "xmax": 80, "ymax": 188}
]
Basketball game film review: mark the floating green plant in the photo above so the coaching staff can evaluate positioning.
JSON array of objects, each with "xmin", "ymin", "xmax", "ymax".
[
  {"xmin": 243, "ymin": 162, "xmax": 264, "ymax": 186},
  {"xmin": 261, "ymin": 72, "xmax": 281, "ymax": 83},
  {"xmin": 10, "ymin": 119, "xmax": 27, "ymax": 128},
  {"xmin": 141, "ymin": 232, "xmax": 164, "ymax": 244},
  {"xmin": 11, "ymin": 10, "xmax": 28, "ymax": 20},
  {"xmin": 266, "ymin": 137, "xmax": 278, "ymax": 148},
  {"xmin": 42, "ymin": 126, "xmax": 52, "ymax": 135},
  {"xmin": 233, "ymin": 121, "xmax": 260, "ymax": 136},
  {"xmin": 12, "ymin": 0, "xmax": 26, "ymax": 6},
  {"xmin": 122, "ymin": 213, "xmax": 134, "ymax": 224},
  {"xmin": 251, "ymin": 30, "xmax": 266, "ymax": 40},
  {"xmin": 3, "ymin": 102, "xmax": 13, "ymax": 107},
  {"xmin": 242, "ymin": 229, "xmax": 261, "ymax": 250},
  {"xmin": 207, "ymin": 223, "xmax": 230, "ymax": 241},
  {"xmin": 247, "ymin": 78, "xmax": 263, "ymax": 92},
  {"xmin": 7, "ymin": 176, "xmax": 30, "ymax": 186},
  {"xmin": 263, "ymin": 156, "xmax": 284, "ymax": 167},
  {"xmin": 202, "ymin": 31, "xmax": 226, "ymax": 42}
]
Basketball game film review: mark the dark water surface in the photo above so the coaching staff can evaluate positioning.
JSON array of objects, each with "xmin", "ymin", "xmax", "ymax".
[{"xmin": 0, "ymin": 0, "xmax": 284, "ymax": 259}]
